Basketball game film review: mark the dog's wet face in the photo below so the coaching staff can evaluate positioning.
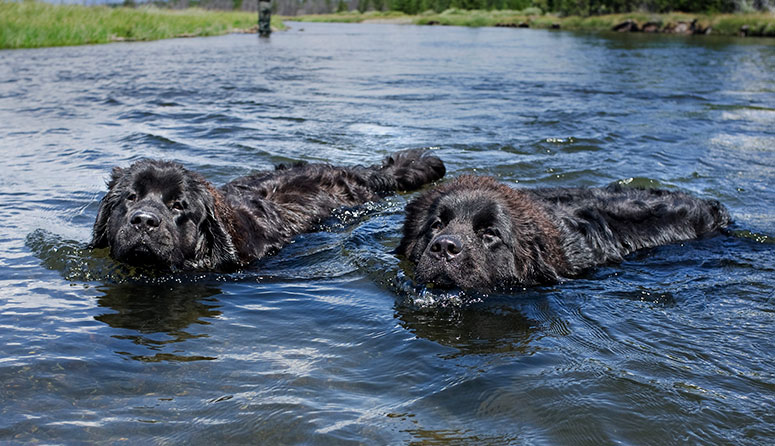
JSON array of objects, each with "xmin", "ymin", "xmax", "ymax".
[
  {"xmin": 404, "ymin": 188, "xmax": 519, "ymax": 291},
  {"xmin": 93, "ymin": 161, "xmax": 210, "ymax": 269}
]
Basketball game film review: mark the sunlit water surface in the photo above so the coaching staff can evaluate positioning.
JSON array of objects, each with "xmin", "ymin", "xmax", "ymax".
[{"xmin": 1, "ymin": 22, "xmax": 774, "ymax": 445}]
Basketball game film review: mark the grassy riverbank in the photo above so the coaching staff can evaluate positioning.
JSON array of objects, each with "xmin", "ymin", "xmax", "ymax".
[
  {"xmin": 288, "ymin": 9, "xmax": 775, "ymax": 37},
  {"xmin": 2, "ymin": 2, "xmax": 773, "ymax": 49},
  {"xmin": 0, "ymin": 2, "xmax": 284, "ymax": 49}
]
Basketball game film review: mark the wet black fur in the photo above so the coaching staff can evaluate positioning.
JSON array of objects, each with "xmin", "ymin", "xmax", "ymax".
[
  {"xmin": 92, "ymin": 149, "xmax": 445, "ymax": 271},
  {"xmin": 397, "ymin": 175, "xmax": 730, "ymax": 291}
]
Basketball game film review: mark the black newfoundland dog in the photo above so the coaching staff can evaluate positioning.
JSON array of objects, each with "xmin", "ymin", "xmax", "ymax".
[
  {"xmin": 92, "ymin": 149, "xmax": 445, "ymax": 271},
  {"xmin": 397, "ymin": 175, "xmax": 730, "ymax": 291}
]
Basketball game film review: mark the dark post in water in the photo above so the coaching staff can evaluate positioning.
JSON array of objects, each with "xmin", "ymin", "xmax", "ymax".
[{"xmin": 258, "ymin": 0, "xmax": 271, "ymax": 37}]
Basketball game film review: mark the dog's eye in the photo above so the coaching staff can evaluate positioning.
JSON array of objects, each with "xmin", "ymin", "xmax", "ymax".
[
  {"xmin": 430, "ymin": 220, "xmax": 444, "ymax": 231},
  {"xmin": 482, "ymin": 228, "xmax": 499, "ymax": 244},
  {"xmin": 126, "ymin": 193, "xmax": 136, "ymax": 201},
  {"xmin": 170, "ymin": 201, "xmax": 186, "ymax": 211}
]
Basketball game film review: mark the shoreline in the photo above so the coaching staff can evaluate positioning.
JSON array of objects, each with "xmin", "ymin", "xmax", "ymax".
[
  {"xmin": 286, "ymin": 10, "xmax": 775, "ymax": 38},
  {"xmin": 2, "ymin": 2, "xmax": 773, "ymax": 50}
]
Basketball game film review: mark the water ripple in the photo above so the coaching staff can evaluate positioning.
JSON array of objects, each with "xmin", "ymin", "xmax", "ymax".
[{"xmin": 1, "ymin": 23, "xmax": 775, "ymax": 445}]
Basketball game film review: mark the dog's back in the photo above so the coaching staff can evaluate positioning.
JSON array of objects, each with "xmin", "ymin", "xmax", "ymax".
[
  {"xmin": 218, "ymin": 148, "xmax": 445, "ymax": 263},
  {"xmin": 529, "ymin": 185, "xmax": 731, "ymax": 273}
]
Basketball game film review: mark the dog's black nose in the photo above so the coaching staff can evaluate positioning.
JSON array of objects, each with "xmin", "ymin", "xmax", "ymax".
[
  {"xmin": 130, "ymin": 210, "xmax": 161, "ymax": 229},
  {"xmin": 429, "ymin": 235, "xmax": 463, "ymax": 260}
]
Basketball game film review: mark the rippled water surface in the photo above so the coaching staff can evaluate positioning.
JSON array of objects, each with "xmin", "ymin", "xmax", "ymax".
[{"xmin": 1, "ymin": 22, "xmax": 775, "ymax": 444}]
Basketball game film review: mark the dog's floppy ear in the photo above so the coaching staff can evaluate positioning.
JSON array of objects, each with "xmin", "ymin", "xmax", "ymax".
[
  {"xmin": 396, "ymin": 186, "xmax": 445, "ymax": 259},
  {"xmin": 90, "ymin": 167, "xmax": 126, "ymax": 249},
  {"xmin": 107, "ymin": 166, "xmax": 124, "ymax": 189},
  {"xmin": 190, "ymin": 183, "xmax": 240, "ymax": 271}
]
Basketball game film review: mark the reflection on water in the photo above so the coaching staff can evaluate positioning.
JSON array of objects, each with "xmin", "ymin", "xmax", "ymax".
[
  {"xmin": 395, "ymin": 301, "xmax": 538, "ymax": 357},
  {"xmin": 95, "ymin": 283, "xmax": 222, "ymax": 362},
  {"xmin": 1, "ymin": 22, "xmax": 775, "ymax": 445}
]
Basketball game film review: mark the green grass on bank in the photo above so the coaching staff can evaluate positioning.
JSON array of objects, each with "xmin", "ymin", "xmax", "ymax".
[
  {"xmin": 544, "ymin": 11, "xmax": 775, "ymax": 36},
  {"xmin": 288, "ymin": 9, "xmax": 775, "ymax": 37},
  {"xmin": 0, "ymin": 1, "xmax": 285, "ymax": 49},
  {"xmin": 2, "ymin": 2, "xmax": 773, "ymax": 49}
]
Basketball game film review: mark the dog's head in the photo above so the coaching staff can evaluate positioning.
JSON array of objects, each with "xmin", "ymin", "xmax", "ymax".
[
  {"xmin": 397, "ymin": 176, "xmax": 565, "ymax": 291},
  {"xmin": 91, "ymin": 160, "xmax": 237, "ymax": 270}
]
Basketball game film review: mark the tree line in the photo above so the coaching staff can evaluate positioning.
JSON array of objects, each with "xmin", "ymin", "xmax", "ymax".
[{"xmin": 159, "ymin": 0, "xmax": 773, "ymax": 17}]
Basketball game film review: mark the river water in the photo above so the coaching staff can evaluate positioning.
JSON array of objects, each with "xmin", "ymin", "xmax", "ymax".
[{"xmin": 1, "ymin": 22, "xmax": 774, "ymax": 444}]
